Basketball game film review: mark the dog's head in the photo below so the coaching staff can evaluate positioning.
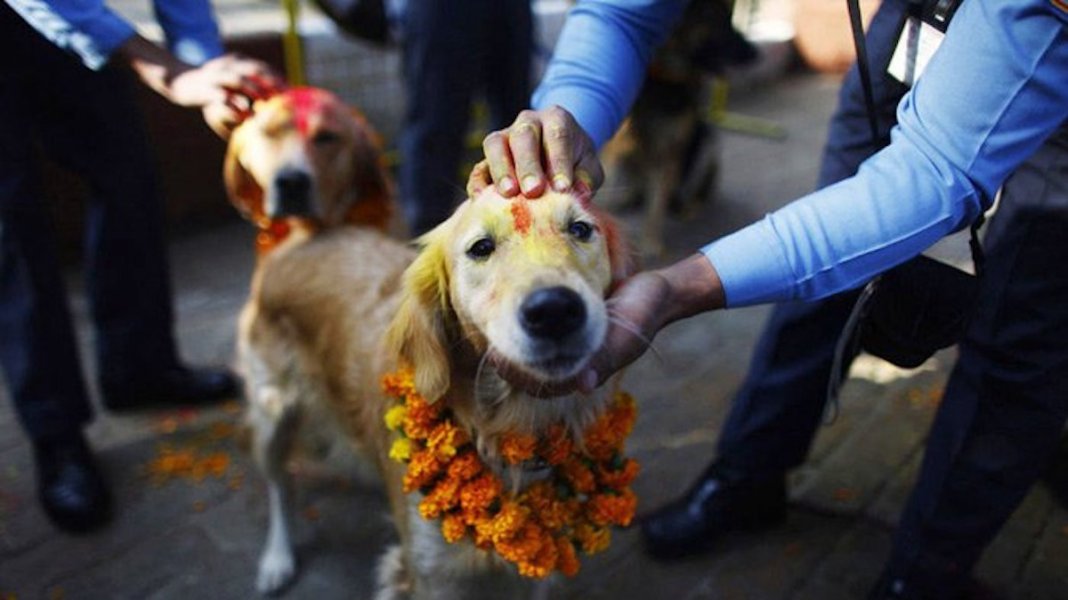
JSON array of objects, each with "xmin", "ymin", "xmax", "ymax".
[
  {"xmin": 387, "ymin": 188, "xmax": 635, "ymax": 402},
  {"xmin": 224, "ymin": 87, "xmax": 392, "ymax": 231}
]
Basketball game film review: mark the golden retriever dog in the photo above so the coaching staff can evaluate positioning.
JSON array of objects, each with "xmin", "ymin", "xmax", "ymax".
[
  {"xmin": 224, "ymin": 86, "xmax": 394, "ymax": 251},
  {"xmin": 229, "ymin": 117, "xmax": 635, "ymax": 596},
  {"xmin": 599, "ymin": 0, "xmax": 755, "ymax": 257}
]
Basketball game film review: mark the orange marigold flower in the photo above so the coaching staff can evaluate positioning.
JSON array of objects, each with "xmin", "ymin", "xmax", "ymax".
[
  {"xmin": 560, "ymin": 458, "xmax": 596, "ymax": 495},
  {"xmin": 586, "ymin": 488, "xmax": 638, "ymax": 527},
  {"xmin": 446, "ymin": 450, "xmax": 483, "ymax": 481},
  {"xmin": 556, "ymin": 537, "xmax": 580, "ymax": 577},
  {"xmin": 574, "ymin": 523, "xmax": 611, "ymax": 555},
  {"xmin": 499, "ymin": 432, "xmax": 537, "ymax": 465},
  {"xmin": 459, "ymin": 473, "xmax": 502, "ymax": 514},
  {"xmin": 419, "ymin": 476, "xmax": 462, "ymax": 519},
  {"xmin": 496, "ymin": 523, "xmax": 548, "ymax": 572},
  {"xmin": 485, "ymin": 500, "xmax": 529, "ymax": 543},
  {"xmin": 403, "ymin": 449, "xmax": 442, "ymax": 493},
  {"xmin": 441, "ymin": 513, "xmax": 467, "ymax": 544},
  {"xmin": 403, "ymin": 396, "xmax": 439, "ymax": 440},
  {"xmin": 597, "ymin": 457, "xmax": 640, "ymax": 489},
  {"xmin": 541, "ymin": 425, "xmax": 573, "ymax": 466},
  {"xmin": 523, "ymin": 481, "xmax": 575, "ymax": 531},
  {"xmin": 381, "ymin": 368, "xmax": 417, "ymax": 398},
  {"xmin": 426, "ymin": 420, "xmax": 468, "ymax": 460}
]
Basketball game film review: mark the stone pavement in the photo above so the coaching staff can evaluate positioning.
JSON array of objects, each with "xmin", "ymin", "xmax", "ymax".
[{"xmin": 3, "ymin": 68, "xmax": 1068, "ymax": 600}]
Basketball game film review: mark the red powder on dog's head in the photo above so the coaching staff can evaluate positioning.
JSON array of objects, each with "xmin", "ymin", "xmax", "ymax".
[
  {"xmin": 287, "ymin": 87, "xmax": 325, "ymax": 136},
  {"xmin": 510, "ymin": 199, "xmax": 532, "ymax": 235}
]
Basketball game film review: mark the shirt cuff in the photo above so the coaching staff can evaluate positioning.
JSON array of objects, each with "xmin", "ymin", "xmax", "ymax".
[
  {"xmin": 532, "ymin": 86, "xmax": 619, "ymax": 150},
  {"xmin": 701, "ymin": 218, "xmax": 796, "ymax": 307},
  {"xmin": 79, "ymin": 10, "xmax": 137, "ymax": 69}
]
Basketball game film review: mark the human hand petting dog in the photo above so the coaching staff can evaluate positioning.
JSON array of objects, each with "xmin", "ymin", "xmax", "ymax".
[
  {"xmin": 493, "ymin": 253, "xmax": 727, "ymax": 396},
  {"xmin": 467, "ymin": 106, "xmax": 604, "ymax": 199},
  {"xmin": 117, "ymin": 36, "xmax": 283, "ymax": 138}
]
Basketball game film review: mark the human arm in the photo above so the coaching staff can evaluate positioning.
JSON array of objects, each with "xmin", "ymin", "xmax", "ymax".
[
  {"xmin": 468, "ymin": 0, "xmax": 688, "ymax": 198},
  {"xmin": 4, "ymin": 0, "xmax": 280, "ymax": 136},
  {"xmin": 705, "ymin": 0, "xmax": 1068, "ymax": 306}
]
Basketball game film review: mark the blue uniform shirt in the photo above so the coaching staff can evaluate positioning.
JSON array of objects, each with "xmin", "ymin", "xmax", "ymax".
[
  {"xmin": 4, "ymin": 0, "xmax": 224, "ymax": 70},
  {"xmin": 534, "ymin": 0, "xmax": 1068, "ymax": 307}
]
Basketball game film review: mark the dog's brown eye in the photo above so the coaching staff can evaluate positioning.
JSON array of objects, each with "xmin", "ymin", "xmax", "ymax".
[
  {"xmin": 568, "ymin": 221, "xmax": 594, "ymax": 242},
  {"xmin": 312, "ymin": 131, "xmax": 341, "ymax": 146},
  {"xmin": 467, "ymin": 237, "xmax": 495, "ymax": 259}
]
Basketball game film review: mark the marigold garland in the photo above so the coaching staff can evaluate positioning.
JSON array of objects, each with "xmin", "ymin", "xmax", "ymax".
[{"xmin": 382, "ymin": 368, "xmax": 639, "ymax": 579}]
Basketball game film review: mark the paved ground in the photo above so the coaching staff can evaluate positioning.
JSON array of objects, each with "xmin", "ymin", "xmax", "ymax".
[{"xmin": 3, "ymin": 51, "xmax": 1068, "ymax": 600}]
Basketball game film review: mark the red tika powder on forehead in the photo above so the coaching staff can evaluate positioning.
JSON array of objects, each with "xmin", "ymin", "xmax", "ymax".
[
  {"xmin": 510, "ymin": 198, "xmax": 532, "ymax": 234},
  {"xmin": 287, "ymin": 87, "xmax": 325, "ymax": 136}
]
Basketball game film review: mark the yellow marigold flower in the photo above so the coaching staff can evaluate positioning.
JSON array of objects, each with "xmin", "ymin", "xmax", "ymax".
[
  {"xmin": 383, "ymin": 405, "xmax": 407, "ymax": 431},
  {"xmin": 597, "ymin": 457, "xmax": 640, "ymax": 489},
  {"xmin": 586, "ymin": 488, "xmax": 638, "ymax": 527},
  {"xmin": 446, "ymin": 450, "xmax": 483, "ymax": 481},
  {"xmin": 556, "ymin": 537, "xmax": 580, "ymax": 577},
  {"xmin": 574, "ymin": 523, "xmax": 611, "ymax": 555},
  {"xmin": 560, "ymin": 458, "xmax": 596, "ymax": 494},
  {"xmin": 427, "ymin": 420, "xmax": 468, "ymax": 460},
  {"xmin": 499, "ymin": 432, "xmax": 537, "ymax": 465},
  {"xmin": 389, "ymin": 437, "xmax": 413, "ymax": 462},
  {"xmin": 403, "ymin": 449, "xmax": 441, "ymax": 493},
  {"xmin": 441, "ymin": 514, "xmax": 467, "ymax": 544},
  {"xmin": 459, "ymin": 473, "xmax": 502, "ymax": 514}
]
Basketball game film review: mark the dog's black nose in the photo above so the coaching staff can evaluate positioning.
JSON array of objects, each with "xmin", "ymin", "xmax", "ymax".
[
  {"xmin": 520, "ymin": 286, "xmax": 586, "ymax": 340},
  {"xmin": 270, "ymin": 170, "xmax": 312, "ymax": 217}
]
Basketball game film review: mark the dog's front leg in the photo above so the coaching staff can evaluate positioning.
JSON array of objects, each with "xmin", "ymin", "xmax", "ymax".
[{"xmin": 250, "ymin": 384, "xmax": 302, "ymax": 594}]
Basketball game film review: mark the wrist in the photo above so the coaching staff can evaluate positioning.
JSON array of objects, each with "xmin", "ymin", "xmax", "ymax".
[{"xmin": 656, "ymin": 253, "xmax": 725, "ymax": 326}]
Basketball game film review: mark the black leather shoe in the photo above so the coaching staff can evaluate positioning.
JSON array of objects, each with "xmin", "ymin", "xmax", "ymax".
[
  {"xmin": 101, "ymin": 365, "xmax": 239, "ymax": 411},
  {"xmin": 34, "ymin": 433, "xmax": 112, "ymax": 533},
  {"xmin": 640, "ymin": 461, "xmax": 786, "ymax": 559}
]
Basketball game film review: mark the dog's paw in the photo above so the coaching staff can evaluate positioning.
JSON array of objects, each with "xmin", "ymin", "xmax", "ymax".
[{"xmin": 257, "ymin": 548, "xmax": 297, "ymax": 595}]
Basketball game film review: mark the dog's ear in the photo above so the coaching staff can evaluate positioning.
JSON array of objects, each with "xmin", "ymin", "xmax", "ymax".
[
  {"xmin": 223, "ymin": 130, "xmax": 265, "ymax": 222},
  {"xmin": 344, "ymin": 110, "xmax": 394, "ymax": 231},
  {"xmin": 597, "ymin": 208, "xmax": 639, "ymax": 286},
  {"xmin": 385, "ymin": 227, "xmax": 452, "ymax": 402}
]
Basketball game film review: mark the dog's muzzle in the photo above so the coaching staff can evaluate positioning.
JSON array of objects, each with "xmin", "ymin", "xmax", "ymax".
[
  {"xmin": 520, "ymin": 286, "xmax": 587, "ymax": 341},
  {"xmin": 268, "ymin": 169, "xmax": 313, "ymax": 217}
]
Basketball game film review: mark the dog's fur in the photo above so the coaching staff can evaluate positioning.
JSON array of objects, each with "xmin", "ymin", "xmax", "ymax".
[
  {"xmin": 599, "ymin": 0, "xmax": 756, "ymax": 257},
  {"xmin": 227, "ymin": 92, "xmax": 636, "ymax": 598}
]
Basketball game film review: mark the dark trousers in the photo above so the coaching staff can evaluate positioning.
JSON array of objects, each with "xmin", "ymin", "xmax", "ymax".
[
  {"xmin": 714, "ymin": 0, "xmax": 1068, "ymax": 593},
  {"xmin": 0, "ymin": 8, "xmax": 178, "ymax": 441},
  {"xmin": 399, "ymin": 0, "xmax": 532, "ymax": 235}
]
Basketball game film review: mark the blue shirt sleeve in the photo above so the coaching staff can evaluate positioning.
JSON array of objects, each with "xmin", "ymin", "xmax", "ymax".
[
  {"xmin": 4, "ymin": 0, "xmax": 136, "ymax": 69},
  {"xmin": 703, "ymin": 0, "xmax": 1068, "ymax": 307},
  {"xmin": 3, "ymin": 0, "xmax": 223, "ymax": 70},
  {"xmin": 532, "ymin": 0, "xmax": 689, "ymax": 148},
  {"xmin": 153, "ymin": 0, "xmax": 224, "ymax": 65}
]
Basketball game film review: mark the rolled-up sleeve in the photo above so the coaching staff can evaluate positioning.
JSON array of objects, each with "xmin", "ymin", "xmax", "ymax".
[
  {"xmin": 532, "ymin": 0, "xmax": 687, "ymax": 148},
  {"xmin": 703, "ymin": 0, "xmax": 1068, "ymax": 307}
]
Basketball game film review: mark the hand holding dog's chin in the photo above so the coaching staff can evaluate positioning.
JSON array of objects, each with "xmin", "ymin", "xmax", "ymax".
[
  {"xmin": 493, "ymin": 254, "xmax": 725, "ymax": 398},
  {"xmin": 468, "ymin": 106, "xmax": 604, "ymax": 199}
]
